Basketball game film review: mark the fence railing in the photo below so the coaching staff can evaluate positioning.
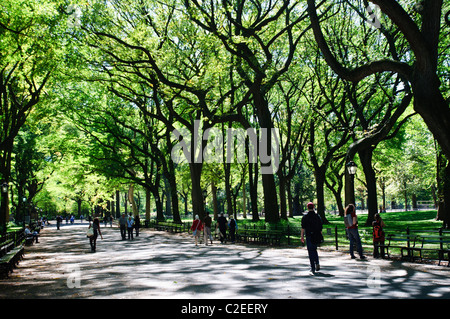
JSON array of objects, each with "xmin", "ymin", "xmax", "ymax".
[{"xmin": 0, "ymin": 228, "xmax": 25, "ymax": 248}]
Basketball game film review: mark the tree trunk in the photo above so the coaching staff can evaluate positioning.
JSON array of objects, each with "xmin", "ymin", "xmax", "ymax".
[
  {"xmin": 115, "ymin": 190, "xmax": 120, "ymax": 218},
  {"xmin": 169, "ymin": 175, "xmax": 181, "ymax": 223},
  {"xmin": 0, "ymin": 142, "xmax": 13, "ymax": 230},
  {"xmin": 278, "ymin": 174, "xmax": 288, "ymax": 220},
  {"xmin": 152, "ymin": 188, "xmax": 164, "ymax": 221},
  {"xmin": 242, "ymin": 183, "xmax": 247, "ymax": 219},
  {"xmin": 145, "ymin": 188, "xmax": 151, "ymax": 221},
  {"xmin": 314, "ymin": 167, "xmax": 329, "ymax": 224},
  {"xmin": 163, "ymin": 176, "xmax": 172, "ymax": 217},
  {"xmin": 252, "ymin": 86, "xmax": 279, "ymax": 223},
  {"xmin": 189, "ymin": 162, "xmax": 204, "ymax": 221},
  {"xmin": 249, "ymin": 161, "xmax": 259, "ymax": 221},
  {"xmin": 412, "ymin": 194, "xmax": 418, "ymax": 210},
  {"xmin": 211, "ymin": 181, "xmax": 219, "ymax": 220},
  {"xmin": 224, "ymin": 161, "xmax": 234, "ymax": 218},
  {"xmin": 358, "ymin": 148, "xmax": 378, "ymax": 226},
  {"xmin": 287, "ymin": 178, "xmax": 294, "ymax": 218},
  {"xmin": 436, "ymin": 145, "xmax": 450, "ymax": 228},
  {"xmin": 128, "ymin": 184, "xmax": 138, "ymax": 216}
]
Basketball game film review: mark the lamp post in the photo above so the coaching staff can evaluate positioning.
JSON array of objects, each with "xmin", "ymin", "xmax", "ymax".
[
  {"xmin": 22, "ymin": 197, "xmax": 27, "ymax": 226},
  {"xmin": 346, "ymin": 161, "xmax": 357, "ymax": 206},
  {"xmin": 1, "ymin": 182, "xmax": 8, "ymax": 235}
]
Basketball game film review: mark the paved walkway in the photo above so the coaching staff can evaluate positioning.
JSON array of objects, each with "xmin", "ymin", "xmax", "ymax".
[{"xmin": 0, "ymin": 223, "xmax": 449, "ymax": 299}]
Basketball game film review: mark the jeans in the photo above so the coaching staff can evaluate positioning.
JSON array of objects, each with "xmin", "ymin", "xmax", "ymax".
[
  {"xmin": 219, "ymin": 228, "xmax": 227, "ymax": 243},
  {"xmin": 229, "ymin": 228, "xmax": 236, "ymax": 243},
  {"xmin": 347, "ymin": 228, "xmax": 364, "ymax": 257},
  {"xmin": 127, "ymin": 227, "xmax": 134, "ymax": 240},
  {"xmin": 306, "ymin": 236, "xmax": 319, "ymax": 272},
  {"xmin": 204, "ymin": 226, "xmax": 212, "ymax": 244},
  {"xmin": 373, "ymin": 241, "xmax": 385, "ymax": 258},
  {"xmin": 89, "ymin": 231, "xmax": 98, "ymax": 252},
  {"xmin": 120, "ymin": 225, "xmax": 127, "ymax": 239}
]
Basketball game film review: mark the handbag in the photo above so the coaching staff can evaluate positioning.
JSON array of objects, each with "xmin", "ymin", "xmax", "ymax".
[{"xmin": 87, "ymin": 227, "xmax": 94, "ymax": 237}]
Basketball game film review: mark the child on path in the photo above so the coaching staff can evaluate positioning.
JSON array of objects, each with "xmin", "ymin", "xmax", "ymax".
[{"xmin": 372, "ymin": 213, "xmax": 386, "ymax": 258}]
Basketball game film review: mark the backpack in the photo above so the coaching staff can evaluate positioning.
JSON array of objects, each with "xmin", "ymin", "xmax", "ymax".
[
  {"xmin": 373, "ymin": 223, "xmax": 384, "ymax": 241},
  {"xmin": 344, "ymin": 214, "xmax": 353, "ymax": 228}
]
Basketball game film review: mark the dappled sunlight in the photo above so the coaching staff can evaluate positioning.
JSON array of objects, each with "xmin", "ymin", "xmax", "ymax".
[{"xmin": 0, "ymin": 224, "xmax": 449, "ymax": 299}]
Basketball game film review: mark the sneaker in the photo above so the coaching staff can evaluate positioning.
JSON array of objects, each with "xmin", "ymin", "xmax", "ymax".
[
  {"xmin": 351, "ymin": 255, "xmax": 356, "ymax": 259},
  {"xmin": 316, "ymin": 264, "xmax": 320, "ymax": 271},
  {"xmin": 309, "ymin": 269, "xmax": 315, "ymax": 276},
  {"xmin": 360, "ymin": 255, "xmax": 366, "ymax": 260}
]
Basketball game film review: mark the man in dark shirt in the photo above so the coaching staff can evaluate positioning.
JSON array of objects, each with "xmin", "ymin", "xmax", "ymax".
[
  {"xmin": 203, "ymin": 212, "xmax": 213, "ymax": 245},
  {"xmin": 301, "ymin": 202, "xmax": 323, "ymax": 275},
  {"xmin": 118, "ymin": 213, "xmax": 127, "ymax": 240},
  {"xmin": 217, "ymin": 213, "xmax": 227, "ymax": 244}
]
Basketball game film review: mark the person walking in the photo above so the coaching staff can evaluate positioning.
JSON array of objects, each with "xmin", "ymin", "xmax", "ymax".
[
  {"xmin": 127, "ymin": 216, "xmax": 134, "ymax": 240},
  {"xmin": 372, "ymin": 213, "xmax": 386, "ymax": 258},
  {"xmin": 88, "ymin": 217, "xmax": 103, "ymax": 253},
  {"xmin": 118, "ymin": 213, "xmax": 127, "ymax": 240},
  {"xmin": 228, "ymin": 215, "xmax": 237, "ymax": 244},
  {"xmin": 344, "ymin": 204, "xmax": 366, "ymax": 260},
  {"xmin": 134, "ymin": 214, "xmax": 140, "ymax": 237},
  {"xmin": 301, "ymin": 202, "xmax": 323, "ymax": 275},
  {"xmin": 203, "ymin": 212, "xmax": 213, "ymax": 246},
  {"xmin": 217, "ymin": 213, "xmax": 227, "ymax": 244},
  {"xmin": 191, "ymin": 215, "xmax": 204, "ymax": 247},
  {"xmin": 56, "ymin": 215, "xmax": 62, "ymax": 230}
]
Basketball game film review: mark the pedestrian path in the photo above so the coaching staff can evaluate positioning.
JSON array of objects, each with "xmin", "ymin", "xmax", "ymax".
[{"xmin": 0, "ymin": 223, "xmax": 449, "ymax": 299}]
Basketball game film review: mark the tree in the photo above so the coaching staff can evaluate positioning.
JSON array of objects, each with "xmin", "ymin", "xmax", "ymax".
[
  {"xmin": 184, "ymin": 0, "xmax": 312, "ymax": 222},
  {"xmin": 307, "ymin": 0, "xmax": 450, "ymax": 224},
  {"xmin": 0, "ymin": 0, "xmax": 66, "ymax": 229}
]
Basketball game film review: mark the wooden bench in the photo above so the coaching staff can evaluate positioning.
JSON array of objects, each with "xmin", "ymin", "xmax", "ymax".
[
  {"xmin": 154, "ymin": 221, "xmax": 184, "ymax": 233},
  {"xmin": 264, "ymin": 230, "xmax": 283, "ymax": 246},
  {"xmin": 236, "ymin": 228, "xmax": 283, "ymax": 246},
  {"xmin": 25, "ymin": 235, "xmax": 35, "ymax": 246},
  {"xmin": 25, "ymin": 227, "xmax": 40, "ymax": 246},
  {"xmin": 380, "ymin": 234, "xmax": 419, "ymax": 260},
  {"xmin": 0, "ymin": 240, "xmax": 14, "ymax": 257},
  {"xmin": 236, "ymin": 229, "xmax": 249, "ymax": 243},
  {"xmin": 236, "ymin": 228, "xmax": 261, "ymax": 244},
  {"xmin": 406, "ymin": 236, "xmax": 450, "ymax": 266},
  {"xmin": 0, "ymin": 245, "xmax": 24, "ymax": 278}
]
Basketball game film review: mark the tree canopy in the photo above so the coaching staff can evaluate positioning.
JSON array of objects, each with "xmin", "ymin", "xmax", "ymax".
[{"xmin": 1, "ymin": 0, "xmax": 449, "ymax": 231}]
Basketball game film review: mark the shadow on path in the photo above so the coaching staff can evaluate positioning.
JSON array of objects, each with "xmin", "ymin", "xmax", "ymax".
[{"xmin": 0, "ymin": 224, "xmax": 449, "ymax": 299}]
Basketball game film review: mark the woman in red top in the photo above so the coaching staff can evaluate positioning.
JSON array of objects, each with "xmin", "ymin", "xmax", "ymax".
[{"xmin": 191, "ymin": 215, "xmax": 204, "ymax": 246}]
